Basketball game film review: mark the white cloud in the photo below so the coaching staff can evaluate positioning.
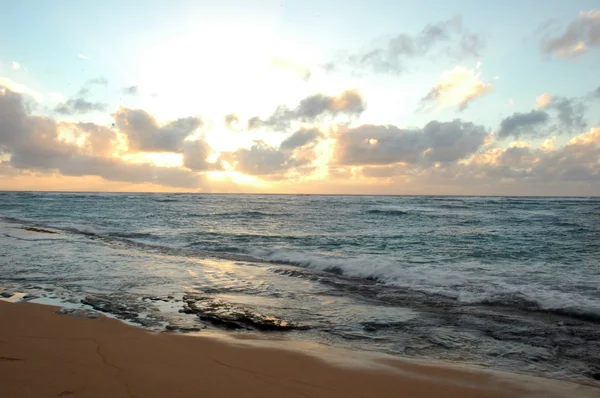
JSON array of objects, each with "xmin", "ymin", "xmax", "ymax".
[
  {"xmin": 0, "ymin": 77, "xmax": 43, "ymax": 102},
  {"xmin": 420, "ymin": 65, "xmax": 493, "ymax": 111},
  {"xmin": 78, "ymin": 54, "xmax": 90, "ymax": 60},
  {"xmin": 271, "ymin": 57, "xmax": 311, "ymax": 81},
  {"xmin": 535, "ymin": 93, "xmax": 552, "ymax": 109},
  {"xmin": 11, "ymin": 62, "xmax": 20, "ymax": 70}
]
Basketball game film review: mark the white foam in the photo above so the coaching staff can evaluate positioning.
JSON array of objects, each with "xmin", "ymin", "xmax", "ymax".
[{"xmin": 248, "ymin": 248, "xmax": 600, "ymax": 316}]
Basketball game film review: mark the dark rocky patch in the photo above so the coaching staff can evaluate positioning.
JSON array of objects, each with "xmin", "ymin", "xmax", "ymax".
[
  {"xmin": 0, "ymin": 292, "xmax": 14, "ymax": 298},
  {"xmin": 182, "ymin": 293, "xmax": 307, "ymax": 331},
  {"xmin": 165, "ymin": 323, "xmax": 204, "ymax": 332},
  {"xmin": 56, "ymin": 308, "xmax": 99, "ymax": 319},
  {"xmin": 143, "ymin": 296, "xmax": 172, "ymax": 302},
  {"xmin": 361, "ymin": 321, "xmax": 407, "ymax": 332},
  {"xmin": 81, "ymin": 294, "xmax": 140, "ymax": 319},
  {"xmin": 134, "ymin": 317, "xmax": 163, "ymax": 328},
  {"xmin": 21, "ymin": 227, "xmax": 57, "ymax": 234}
]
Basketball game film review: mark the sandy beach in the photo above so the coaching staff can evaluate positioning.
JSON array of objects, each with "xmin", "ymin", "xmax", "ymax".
[{"xmin": 0, "ymin": 301, "xmax": 597, "ymax": 398}]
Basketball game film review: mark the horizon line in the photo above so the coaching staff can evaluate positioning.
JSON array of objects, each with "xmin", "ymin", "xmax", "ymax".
[{"xmin": 0, "ymin": 190, "xmax": 598, "ymax": 198}]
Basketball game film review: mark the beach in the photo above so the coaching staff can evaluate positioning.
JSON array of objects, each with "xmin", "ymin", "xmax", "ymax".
[
  {"xmin": 1, "ymin": 194, "xmax": 600, "ymax": 387},
  {"xmin": 1, "ymin": 301, "xmax": 598, "ymax": 398}
]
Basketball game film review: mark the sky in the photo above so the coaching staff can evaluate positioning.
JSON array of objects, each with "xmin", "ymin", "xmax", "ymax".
[{"xmin": 1, "ymin": 0, "xmax": 599, "ymax": 195}]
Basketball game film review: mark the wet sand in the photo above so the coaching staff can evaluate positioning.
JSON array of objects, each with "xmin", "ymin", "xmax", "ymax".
[{"xmin": 0, "ymin": 301, "xmax": 597, "ymax": 398}]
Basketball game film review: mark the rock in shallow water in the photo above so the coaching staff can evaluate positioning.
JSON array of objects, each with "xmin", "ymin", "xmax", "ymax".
[
  {"xmin": 21, "ymin": 227, "xmax": 57, "ymax": 234},
  {"xmin": 56, "ymin": 308, "xmax": 99, "ymax": 319},
  {"xmin": 165, "ymin": 324, "xmax": 205, "ymax": 332},
  {"xmin": 81, "ymin": 294, "xmax": 140, "ymax": 319},
  {"xmin": 182, "ymin": 293, "xmax": 307, "ymax": 332}
]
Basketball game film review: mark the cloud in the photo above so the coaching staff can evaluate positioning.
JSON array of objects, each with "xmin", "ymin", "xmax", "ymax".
[
  {"xmin": 224, "ymin": 113, "xmax": 240, "ymax": 131},
  {"xmin": 334, "ymin": 120, "xmax": 489, "ymax": 166},
  {"xmin": 0, "ymin": 88, "xmax": 206, "ymax": 189},
  {"xmin": 74, "ymin": 122, "xmax": 118, "ymax": 157},
  {"xmin": 536, "ymin": 93, "xmax": 552, "ymax": 109},
  {"xmin": 182, "ymin": 139, "xmax": 221, "ymax": 171},
  {"xmin": 112, "ymin": 107, "xmax": 202, "ymax": 152},
  {"xmin": 498, "ymin": 110, "xmax": 550, "ymax": 138},
  {"xmin": 492, "ymin": 128, "xmax": 600, "ymax": 182},
  {"xmin": 341, "ymin": 16, "xmax": 484, "ymax": 74},
  {"xmin": 271, "ymin": 57, "xmax": 311, "ymax": 81},
  {"xmin": 222, "ymin": 129, "xmax": 322, "ymax": 177},
  {"xmin": 0, "ymin": 77, "xmax": 44, "ymax": 102},
  {"xmin": 248, "ymin": 90, "xmax": 365, "ymax": 131},
  {"xmin": 77, "ymin": 76, "xmax": 109, "ymax": 97},
  {"xmin": 225, "ymin": 141, "xmax": 298, "ymax": 176},
  {"xmin": 11, "ymin": 62, "xmax": 20, "ymax": 70},
  {"xmin": 352, "ymin": 127, "xmax": 600, "ymax": 193},
  {"xmin": 78, "ymin": 54, "xmax": 90, "ymax": 60},
  {"xmin": 88, "ymin": 76, "xmax": 108, "ymax": 86},
  {"xmin": 541, "ymin": 11, "xmax": 600, "ymax": 58},
  {"xmin": 121, "ymin": 86, "xmax": 138, "ymax": 95},
  {"xmin": 279, "ymin": 128, "xmax": 323, "ymax": 150},
  {"xmin": 54, "ymin": 98, "xmax": 107, "ymax": 115},
  {"xmin": 547, "ymin": 96, "xmax": 587, "ymax": 131},
  {"xmin": 419, "ymin": 66, "xmax": 492, "ymax": 111}
]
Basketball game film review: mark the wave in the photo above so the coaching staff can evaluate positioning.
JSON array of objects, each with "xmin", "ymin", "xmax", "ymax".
[
  {"xmin": 1, "ymin": 216, "xmax": 156, "ymax": 242},
  {"xmin": 467, "ymin": 293, "xmax": 600, "ymax": 322},
  {"xmin": 152, "ymin": 198, "xmax": 180, "ymax": 203},
  {"xmin": 246, "ymin": 248, "xmax": 600, "ymax": 323},
  {"xmin": 438, "ymin": 204, "xmax": 471, "ymax": 209},
  {"xmin": 187, "ymin": 211, "xmax": 291, "ymax": 218},
  {"xmin": 366, "ymin": 209, "xmax": 409, "ymax": 216},
  {"xmin": 106, "ymin": 231, "xmax": 156, "ymax": 240},
  {"xmin": 3, "ymin": 213, "xmax": 599, "ymax": 324}
]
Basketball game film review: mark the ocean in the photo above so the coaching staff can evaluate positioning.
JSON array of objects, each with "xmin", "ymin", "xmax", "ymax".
[{"xmin": 1, "ymin": 192, "xmax": 599, "ymax": 384}]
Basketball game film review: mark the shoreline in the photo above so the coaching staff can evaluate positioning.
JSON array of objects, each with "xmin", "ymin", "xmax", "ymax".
[{"xmin": 1, "ymin": 301, "xmax": 598, "ymax": 398}]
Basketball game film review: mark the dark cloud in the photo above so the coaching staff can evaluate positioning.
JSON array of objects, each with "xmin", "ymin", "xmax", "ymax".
[
  {"xmin": 354, "ymin": 129, "xmax": 600, "ymax": 190},
  {"xmin": 488, "ymin": 133, "xmax": 600, "ymax": 183},
  {"xmin": 547, "ymin": 97, "xmax": 587, "ymax": 132},
  {"xmin": 540, "ymin": 11, "xmax": 600, "ymax": 58},
  {"xmin": 50, "ymin": 155, "xmax": 205, "ymax": 188},
  {"xmin": 279, "ymin": 128, "xmax": 323, "ymax": 150},
  {"xmin": 335, "ymin": 120, "xmax": 489, "ymax": 166},
  {"xmin": 224, "ymin": 113, "xmax": 240, "ymax": 131},
  {"xmin": 0, "ymin": 88, "xmax": 206, "ymax": 189},
  {"xmin": 226, "ymin": 141, "xmax": 293, "ymax": 176},
  {"xmin": 182, "ymin": 140, "xmax": 221, "ymax": 172},
  {"xmin": 112, "ymin": 107, "xmax": 202, "ymax": 152},
  {"xmin": 248, "ymin": 90, "xmax": 365, "ymax": 131},
  {"xmin": 498, "ymin": 110, "xmax": 550, "ymax": 139},
  {"xmin": 341, "ymin": 16, "xmax": 484, "ymax": 74},
  {"xmin": 77, "ymin": 76, "xmax": 109, "ymax": 97},
  {"xmin": 0, "ymin": 88, "xmax": 29, "ymax": 150},
  {"xmin": 54, "ymin": 98, "xmax": 107, "ymax": 115},
  {"xmin": 122, "ymin": 86, "xmax": 138, "ymax": 95},
  {"xmin": 223, "ymin": 134, "xmax": 319, "ymax": 177}
]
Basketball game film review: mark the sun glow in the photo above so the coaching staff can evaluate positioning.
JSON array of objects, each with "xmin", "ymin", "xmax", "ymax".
[{"xmin": 120, "ymin": 152, "xmax": 183, "ymax": 167}]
